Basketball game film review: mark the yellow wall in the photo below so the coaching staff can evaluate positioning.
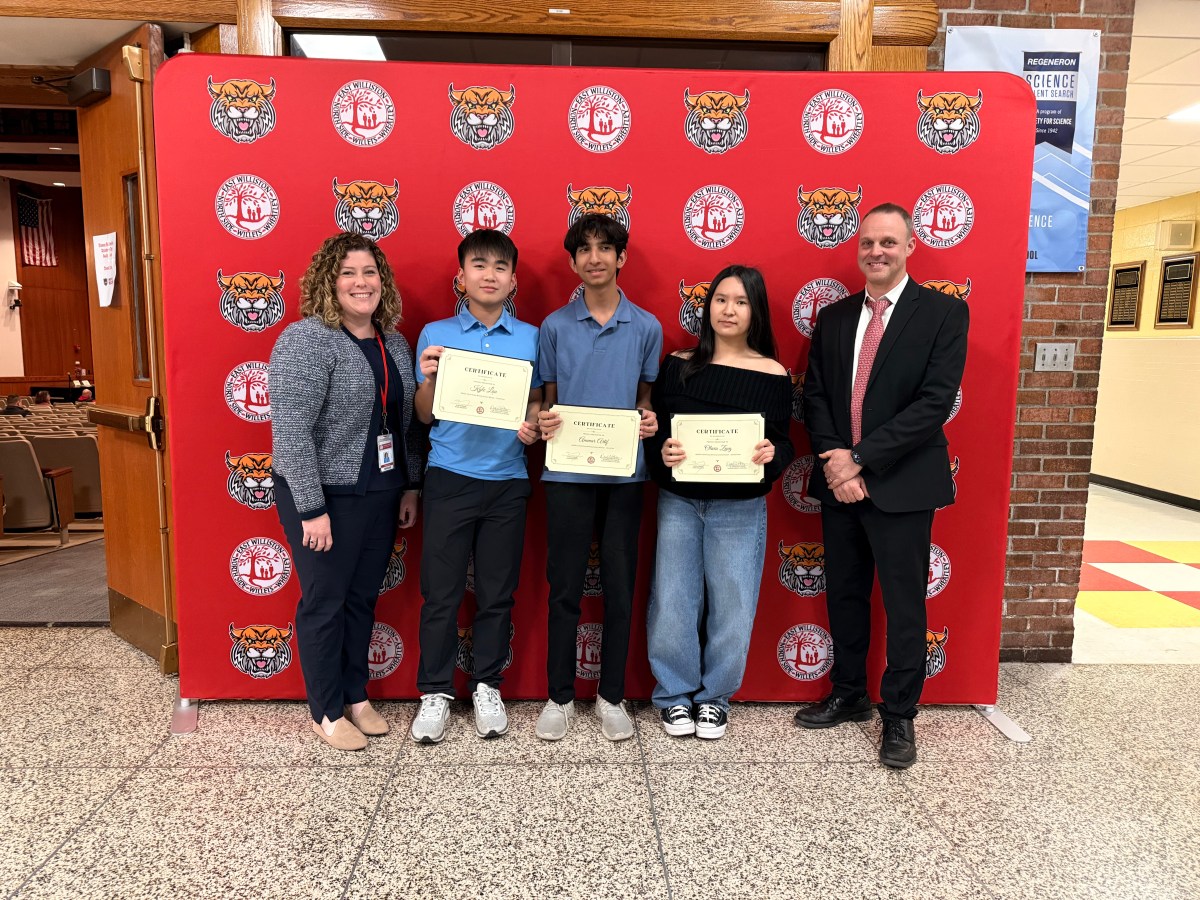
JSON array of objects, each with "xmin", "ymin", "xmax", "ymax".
[{"xmin": 1094, "ymin": 193, "xmax": 1200, "ymax": 500}]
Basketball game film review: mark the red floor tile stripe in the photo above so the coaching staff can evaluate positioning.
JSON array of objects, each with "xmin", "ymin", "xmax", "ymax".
[{"xmin": 1082, "ymin": 540, "xmax": 1174, "ymax": 564}]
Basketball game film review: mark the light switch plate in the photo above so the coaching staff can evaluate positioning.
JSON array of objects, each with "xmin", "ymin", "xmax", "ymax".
[{"xmin": 1034, "ymin": 342, "xmax": 1075, "ymax": 371}]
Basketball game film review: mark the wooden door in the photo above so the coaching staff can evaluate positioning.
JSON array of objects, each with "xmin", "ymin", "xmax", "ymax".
[{"xmin": 75, "ymin": 25, "xmax": 177, "ymax": 673}]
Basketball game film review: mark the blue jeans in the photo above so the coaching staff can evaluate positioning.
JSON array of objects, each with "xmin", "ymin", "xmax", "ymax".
[{"xmin": 646, "ymin": 491, "xmax": 768, "ymax": 710}]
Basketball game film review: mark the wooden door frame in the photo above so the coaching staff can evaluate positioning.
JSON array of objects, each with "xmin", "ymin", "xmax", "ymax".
[{"xmin": 0, "ymin": 0, "xmax": 937, "ymax": 70}]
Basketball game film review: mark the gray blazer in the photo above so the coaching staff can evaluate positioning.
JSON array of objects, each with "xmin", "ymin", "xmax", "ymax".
[{"xmin": 268, "ymin": 316, "xmax": 423, "ymax": 516}]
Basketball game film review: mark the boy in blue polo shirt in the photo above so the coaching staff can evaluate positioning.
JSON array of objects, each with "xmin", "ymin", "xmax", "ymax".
[
  {"xmin": 410, "ymin": 229, "xmax": 541, "ymax": 743},
  {"xmin": 536, "ymin": 213, "xmax": 663, "ymax": 741}
]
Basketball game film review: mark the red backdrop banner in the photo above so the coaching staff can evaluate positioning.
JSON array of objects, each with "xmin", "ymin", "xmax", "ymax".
[{"xmin": 155, "ymin": 55, "xmax": 1034, "ymax": 704}]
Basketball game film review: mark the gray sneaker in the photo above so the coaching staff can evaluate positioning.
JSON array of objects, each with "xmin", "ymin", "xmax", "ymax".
[
  {"xmin": 596, "ymin": 696, "xmax": 634, "ymax": 741},
  {"xmin": 410, "ymin": 693, "xmax": 453, "ymax": 744},
  {"xmin": 535, "ymin": 699, "xmax": 575, "ymax": 740},
  {"xmin": 472, "ymin": 683, "xmax": 508, "ymax": 738}
]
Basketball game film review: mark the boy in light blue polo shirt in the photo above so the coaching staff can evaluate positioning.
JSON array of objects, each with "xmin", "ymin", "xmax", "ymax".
[
  {"xmin": 409, "ymin": 230, "xmax": 541, "ymax": 744},
  {"xmin": 535, "ymin": 213, "xmax": 663, "ymax": 742}
]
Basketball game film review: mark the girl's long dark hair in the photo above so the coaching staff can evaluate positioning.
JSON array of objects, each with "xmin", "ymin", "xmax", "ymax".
[{"xmin": 681, "ymin": 264, "xmax": 777, "ymax": 380}]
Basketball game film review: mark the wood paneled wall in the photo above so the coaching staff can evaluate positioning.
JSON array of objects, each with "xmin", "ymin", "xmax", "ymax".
[{"xmin": 9, "ymin": 182, "xmax": 92, "ymax": 381}]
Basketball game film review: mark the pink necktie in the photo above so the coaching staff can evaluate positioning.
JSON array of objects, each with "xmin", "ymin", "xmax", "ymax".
[{"xmin": 851, "ymin": 297, "xmax": 891, "ymax": 445}]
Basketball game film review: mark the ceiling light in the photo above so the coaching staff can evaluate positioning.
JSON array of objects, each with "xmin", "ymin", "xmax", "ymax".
[
  {"xmin": 48, "ymin": 146, "xmax": 62, "ymax": 151},
  {"xmin": 1166, "ymin": 102, "xmax": 1200, "ymax": 122},
  {"xmin": 52, "ymin": 182, "xmax": 66, "ymax": 187},
  {"xmin": 291, "ymin": 34, "xmax": 385, "ymax": 61}
]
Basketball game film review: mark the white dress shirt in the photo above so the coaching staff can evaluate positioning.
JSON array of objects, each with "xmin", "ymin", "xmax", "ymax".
[{"xmin": 851, "ymin": 274, "xmax": 909, "ymax": 386}]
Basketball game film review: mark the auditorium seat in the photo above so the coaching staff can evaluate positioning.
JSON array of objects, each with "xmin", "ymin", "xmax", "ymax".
[
  {"xmin": 28, "ymin": 434, "xmax": 102, "ymax": 516},
  {"xmin": 0, "ymin": 437, "xmax": 75, "ymax": 540}
]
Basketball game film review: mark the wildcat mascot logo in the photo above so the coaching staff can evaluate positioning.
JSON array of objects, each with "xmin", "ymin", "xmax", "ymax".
[
  {"xmin": 778, "ymin": 541, "xmax": 826, "ymax": 597},
  {"xmin": 796, "ymin": 186, "xmax": 862, "ymax": 249},
  {"xmin": 567, "ymin": 184, "xmax": 632, "ymax": 230},
  {"xmin": 456, "ymin": 624, "xmax": 515, "ymax": 675},
  {"xmin": 683, "ymin": 89, "xmax": 750, "ymax": 154},
  {"xmin": 925, "ymin": 627, "xmax": 949, "ymax": 678},
  {"xmin": 378, "ymin": 538, "xmax": 408, "ymax": 595},
  {"xmin": 922, "ymin": 278, "xmax": 972, "ymax": 301},
  {"xmin": 677, "ymin": 280, "xmax": 710, "ymax": 338},
  {"xmin": 225, "ymin": 451, "xmax": 274, "ymax": 510},
  {"xmin": 217, "ymin": 270, "xmax": 285, "ymax": 333},
  {"xmin": 449, "ymin": 84, "xmax": 516, "ymax": 150},
  {"xmin": 332, "ymin": 178, "xmax": 400, "ymax": 239},
  {"xmin": 208, "ymin": 77, "xmax": 277, "ymax": 143},
  {"xmin": 916, "ymin": 91, "xmax": 982, "ymax": 154},
  {"xmin": 229, "ymin": 623, "xmax": 293, "ymax": 679}
]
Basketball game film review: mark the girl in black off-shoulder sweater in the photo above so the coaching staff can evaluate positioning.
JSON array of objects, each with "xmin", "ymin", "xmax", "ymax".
[{"xmin": 644, "ymin": 265, "xmax": 794, "ymax": 740}]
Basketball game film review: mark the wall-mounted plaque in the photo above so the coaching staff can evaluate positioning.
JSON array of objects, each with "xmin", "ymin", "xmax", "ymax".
[
  {"xmin": 1155, "ymin": 253, "xmax": 1197, "ymax": 329},
  {"xmin": 1107, "ymin": 260, "xmax": 1145, "ymax": 330}
]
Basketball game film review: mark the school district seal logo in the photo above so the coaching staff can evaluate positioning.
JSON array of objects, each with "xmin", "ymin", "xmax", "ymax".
[
  {"xmin": 782, "ymin": 456, "xmax": 822, "ymax": 515},
  {"xmin": 367, "ymin": 623, "xmax": 403, "ymax": 679},
  {"xmin": 576, "ymin": 622, "xmax": 603, "ymax": 680},
  {"xmin": 224, "ymin": 362, "xmax": 271, "ymax": 423},
  {"xmin": 683, "ymin": 185, "xmax": 744, "ymax": 250},
  {"xmin": 914, "ymin": 185, "xmax": 975, "ymax": 249},
  {"xmin": 453, "ymin": 181, "xmax": 515, "ymax": 236},
  {"xmin": 215, "ymin": 175, "xmax": 279, "ymax": 240},
  {"xmin": 229, "ymin": 537, "xmax": 291, "ymax": 596},
  {"xmin": 569, "ymin": 85, "xmax": 631, "ymax": 153},
  {"xmin": 331, "ymin": 80, "xmax": 395, "ymax": 147},
  {"xmin": 778, "ymin": 624, "xmax": 834, "ymax": 682},
  {"xmin": 927, "ymin": 544, "xmax": 951, "ymax": 599},
  {"xmin": 792, "ymin": 278, "xmax": 849, "ymax": 339},
  {"xmin": 802, "ymin": 89, "xmax": 864, "ymax": 154}
]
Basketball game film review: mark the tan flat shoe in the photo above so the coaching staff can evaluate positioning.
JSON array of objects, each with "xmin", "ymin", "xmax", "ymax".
[
  {"xmin": 311, "ymin": 718, "xmax": 367, "ymax": 751},
  {"xmin": 347, "ymin": 701, "xmax": 389, "ymax": 736}
]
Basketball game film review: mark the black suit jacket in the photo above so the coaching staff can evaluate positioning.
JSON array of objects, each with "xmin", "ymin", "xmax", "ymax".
[{"xmin": 803, "ymin": 277, "xmax": 969, "ymax": 513}]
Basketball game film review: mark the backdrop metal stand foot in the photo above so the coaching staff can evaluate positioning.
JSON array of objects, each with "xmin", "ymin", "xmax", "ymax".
[
  {"xmin": 171, "ymin": 692, "xmax": 199, "ymax": 735},
  {"xmin": 974, "ymin": 704, "xmax": 1031, "ymax": 742}
]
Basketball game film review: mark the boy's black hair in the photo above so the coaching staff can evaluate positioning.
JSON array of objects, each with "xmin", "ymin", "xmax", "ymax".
[
  {"xmin": 562, "ymin": 213, "xmax": 629, "ymax": 258},
  {"xmin": 457, "ymin": 229, "xmax": 518, "ymax": 271}
]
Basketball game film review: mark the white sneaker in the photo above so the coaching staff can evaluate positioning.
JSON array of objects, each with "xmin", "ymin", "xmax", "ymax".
[
  {"xmin": 596, "ymin": 696, "xmax": 634, "ymax": 741},
  {"xmin": 536, "ymin": 699, "xmax": 575, "ymax": 740},
  {"xmin": 472, "ymin": 683, "xmax": 508, "ymax": 738},
  {"xmin": 410, "ymin": 693, "xmax": 453, "ymax": 744}
]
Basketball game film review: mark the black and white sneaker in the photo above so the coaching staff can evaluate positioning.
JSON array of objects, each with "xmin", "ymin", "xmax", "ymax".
[
  {"xmin": 660, "ymin": 704, "xmax": 695, "ymax": 736},
  {"xmin": 695, "ymin": 703, "xmax": 728, "ymax": 740}
]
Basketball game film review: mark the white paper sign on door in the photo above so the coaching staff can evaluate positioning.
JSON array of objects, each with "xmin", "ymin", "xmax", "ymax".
[{"xmin": 92, "ymin": 232, "xmax": 117, "ymax": 307}]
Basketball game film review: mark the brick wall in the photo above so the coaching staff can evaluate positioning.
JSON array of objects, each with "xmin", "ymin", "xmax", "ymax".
[{"xmin": 928, "ymin": 0, "xmax": 1135, "ymax": 661}]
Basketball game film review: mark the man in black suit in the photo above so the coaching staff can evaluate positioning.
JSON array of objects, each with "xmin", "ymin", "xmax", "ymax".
[{"xmin": 797, "ymin": 203, "xmax": 968, "ymax": 768}]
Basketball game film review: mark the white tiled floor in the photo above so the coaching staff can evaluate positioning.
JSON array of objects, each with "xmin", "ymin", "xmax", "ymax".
[{"xmin": 1083, "ymin": 484, "xmax": 1200, "ymax": 541}]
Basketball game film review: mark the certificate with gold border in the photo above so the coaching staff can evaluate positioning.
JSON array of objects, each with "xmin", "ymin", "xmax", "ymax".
[
  {"xmin": 430, "ymin": 347, "xmax": 533, "ymax": 431},
  {"xmin": 545, "ymin": 404, "xmax": 641, "ymax": 477},
  {"xmin": 670, "ymin": 413, "xmax": 765, "ymax": 483}
]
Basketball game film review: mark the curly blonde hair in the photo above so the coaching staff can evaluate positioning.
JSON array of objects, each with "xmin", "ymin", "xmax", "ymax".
[{"xmin": 298, "ymin": 232, "xmax": 402, "ymax": 332}]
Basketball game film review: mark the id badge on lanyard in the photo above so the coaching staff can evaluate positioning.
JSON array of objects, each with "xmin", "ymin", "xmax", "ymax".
[{"xmin": 375, "ymin": 334, "xmax": 395, "ymax": 473}]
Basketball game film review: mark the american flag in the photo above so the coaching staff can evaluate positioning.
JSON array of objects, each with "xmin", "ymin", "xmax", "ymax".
[{"xmin": 17, "ymin": 194, "xmax": 58, "ymax": 267}]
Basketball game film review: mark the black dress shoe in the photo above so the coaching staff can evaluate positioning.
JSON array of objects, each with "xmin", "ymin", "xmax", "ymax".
[
  {"xmin": 794, "ymin": 694, "xmax": 873, "ymax": 729},
  {"xmin": 879, "ymin": 718, "xmax": 917, "ymax": 768}
]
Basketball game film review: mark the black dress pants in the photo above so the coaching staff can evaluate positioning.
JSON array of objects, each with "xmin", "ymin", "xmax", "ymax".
[
  {"xmin": 276, "ymin": 479, "xmax": 401, "ymax": 724},
  {"xmin": 417, "ymin": 467, "xmax": 531, "ymax": 694},
  {"xmin": 820, "ymin": 498, "xmax": 935, "ymax": 721},
  {"xmin": 544, "ymin": 481, "xmax": 643, "ymax": 705}
]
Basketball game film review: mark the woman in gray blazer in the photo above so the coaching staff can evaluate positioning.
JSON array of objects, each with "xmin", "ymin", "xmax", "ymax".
[{"xmin": 269, "ymin": 232, "xmax": 423, "ymax": 751}]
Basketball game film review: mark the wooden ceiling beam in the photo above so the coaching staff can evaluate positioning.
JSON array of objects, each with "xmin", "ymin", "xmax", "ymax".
[{"xmin": 0, "ymin": 1, "xmax": 236, "ymax": 21}]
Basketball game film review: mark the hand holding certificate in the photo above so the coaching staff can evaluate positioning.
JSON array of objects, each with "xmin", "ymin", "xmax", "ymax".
[
  {"xmin": 544, "ymin": 404, "xmax": 641, "ymax": 477},
  {"xmin": 431, "ymin": 347, "xmax": 533, "ymax": 431},
  {"xmin": 669, "ymin": 413, "xmax": 766, "ymax": 482}
]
